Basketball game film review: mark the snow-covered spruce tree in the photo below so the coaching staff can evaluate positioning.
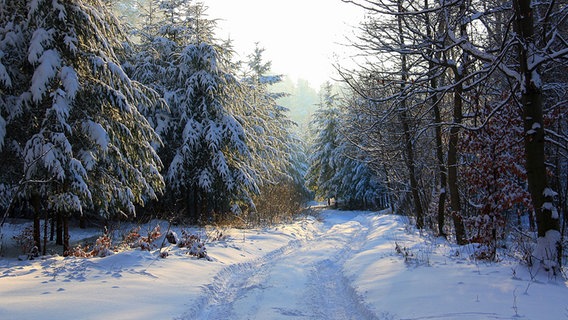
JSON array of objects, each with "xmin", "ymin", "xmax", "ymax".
[
  {"xmin": 240, "ymin": 46, "xmax": 291, "ymax": 182},
  {"xmin": 305, "ymin": 83, "xmax": 342, "ymax": 203},
  {"xmin": 127, "ymin": 1, "xmax": 204, "ymax": 218},
  {"xmin": 306, "ymin": 82, "xmax": 386, "ymax": 209},
  {"xmin": 142, "ymin": 3, "xmax": 258, "ymax": 223},
  {"xmin": 126, "ymin": 0, "xmax": 186, "ymax": 172},
  {"xmin": 0, "ymin": 1, "xmax": 29, "ymax": 219},
  {"xmin": 332, "ymin": 123, "xmax": 387, "ymax": 210},
  {"xmin": 2, "ymin": 0, "xmax": 164, "ymax": 252},
  {"xmin": 241, "ymin": 45, "xmax": 309, "ymax": 223}
]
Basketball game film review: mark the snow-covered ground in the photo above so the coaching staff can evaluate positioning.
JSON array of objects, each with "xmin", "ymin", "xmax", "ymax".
[{"xmin": 0, "ymin": 209, "xmax": 566, "ymax": 319}]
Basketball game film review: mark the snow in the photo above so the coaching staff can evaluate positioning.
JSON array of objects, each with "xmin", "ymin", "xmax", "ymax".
[
  {"xmin": 0, "ymin": 58, "xmax": 12, "ymax": 87},
  {"xmin": 543, "ymin": 187, "xmax": 558, "ymax": 198},
  {"xmin": 31, "ymin": 49, "xmax": 61, "ymax": 102},
  {"xmin": 82, "ymin": 120, "xmax": 109, "ymax": 152},
  {"xmin": 1, "ymin": 210, "xmax": 566, "ymax": 319},
  {"xmin": 28, "ymin": 28, "xmax": 52, "ymax": 64},
  {"xmin": 533, "ymin": 229, "xmax": 562, "ymax": 272},
  {"xmin": 60, "ymin": 66, "xmax": 79, "ymax": 99}
]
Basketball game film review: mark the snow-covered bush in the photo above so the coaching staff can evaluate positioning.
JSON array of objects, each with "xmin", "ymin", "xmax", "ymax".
[
  {"xmin": 165, "ymin": 230, "xmax": 179, "ymax": 245},
  {"xmin": 178, "ymin": 229, "xmax": 208, "ymax": 259},
  {"xmin": 122, "ymin": 226, "xmax": 142, "ymax": 248},
  {"xmin": 140, "ymin": 225, "xmax": 162, "ymax": 251},
  {"xmin": 66, "ymin": 244, "xmax": 91, "ymax": 258}
]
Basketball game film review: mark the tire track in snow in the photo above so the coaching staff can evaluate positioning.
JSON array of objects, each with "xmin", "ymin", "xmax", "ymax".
[
  {"xmin": 307, "ymin": 258, "xmax": 378, "ymax": 320},
  {"xmin": 180, "ymin": 213, "xmax": 381, "ymax": 320},
  {"xmin": 178, "ymin": 239, "xmax": 303, "ymax": 319},
  {"xmin": 303, "ymin": 216, "xmax": 379, "ymax": 320}
]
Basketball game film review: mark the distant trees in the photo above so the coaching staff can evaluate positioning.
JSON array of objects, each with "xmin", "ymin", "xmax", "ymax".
[
  {"xmin": 272, "ymin": 77, "xmax": 319, "ymax": 138},
  {"xmin": 306, "ymin": 83, "xmax": 387, "ymax": 210},
  {"xmin": 341, "ymin": 0, "xmax": 567, "ymax": 268}
]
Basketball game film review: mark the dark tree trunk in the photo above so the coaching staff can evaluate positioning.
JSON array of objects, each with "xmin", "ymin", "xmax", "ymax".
[
  {"xmin": 63, "ymin": 215, "xmax": 70, "ymax": 256},
  {"xmin": 187, "ymin": 188, "xmax": 200, "ymax": 224},
  {"xmin": 425, "ymin": 0, "xmax": 447, "ymax": 238},
  {"xmin": 50, "ymin": 211, "xmax": 55, "ymax": 242},
  {"xmin": 79, "ymin": 214, "xmax": 86, "ymax": 229},
  {"xmin": 434, "ymin": 100, "xmax": 447, "ymax": 238},
  {"xmin": 447, "ymin": 0, "xmax": 469, "ymax": 245},
  {"xmin": 447, "ymin": 81, "xmax": 467, "ymax": 245},
  {"xmin": 513, "ymin": 0, "xmax": 560, "ymax": 267},
  {"xmin": 397, "ymin": 0, "xmax": 424, "ymax": 229},
  {"xmin": 31, "ymin": 194, "xmax": 41, "ymax": 255},
  {"xmin": 42, "ymin": 210, "xmax": 48, "ymax": 256},
  {"xmin": 56, "ymin": 211, "xmax": 63, "ymax": 246}
]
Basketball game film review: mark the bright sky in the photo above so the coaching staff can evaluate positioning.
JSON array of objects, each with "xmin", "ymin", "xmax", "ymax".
[{"xmin": 205, "ymin": 0, "xmax": 364, "ymax": 88}]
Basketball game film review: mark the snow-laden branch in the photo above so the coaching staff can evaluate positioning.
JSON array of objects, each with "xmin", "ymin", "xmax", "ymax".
[{"xmin": 447, "ymin": 28, "xmax": 521, "ymax": 82}]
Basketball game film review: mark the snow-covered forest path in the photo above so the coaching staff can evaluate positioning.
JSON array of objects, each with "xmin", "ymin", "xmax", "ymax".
[
  {"xmin": 182, "ymin": 212, "xmax": 379, "ymax": 319},
  {"xmin": 2, "ymin": 210, "xmax": 567, "ymax": 319}
]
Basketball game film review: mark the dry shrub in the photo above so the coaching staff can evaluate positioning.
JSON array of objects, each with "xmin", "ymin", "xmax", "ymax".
[
  {"xmin": 67, "ymin": 227, "xmax": 114, "ymax": 258},
  {"xmin": 12, "ymin": 226, "xmax": 36, "ymax": 258}
]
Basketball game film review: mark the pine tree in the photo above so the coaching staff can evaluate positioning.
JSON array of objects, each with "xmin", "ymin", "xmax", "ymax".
[
  {"xmin": 240, "ymin": 45, "xmax": 295, "ymax": 183},
  {"xmin": 130, "ymin": 2, "xmax": 257, "ymax": 222},
  {"xmin": 241, "ymin": 45, "xmax": 309, "ymax": 222},
  {"xmin": 306, "ymin": 83, "xmax": 386, "ymax": 209},
  {"xmin": 0, "ymin": 0, "xmax": 31, "ymax": 226},
  {"xmin": 305, "ymin": 83, "xmax": 342, "ymax": 202},
  {"xmin": 1, "ymin": 0, "xmax": 164, "ymax": 252}
]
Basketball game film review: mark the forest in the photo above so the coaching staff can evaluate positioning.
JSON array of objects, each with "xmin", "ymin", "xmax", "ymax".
[
  {"xmin": 335, "ymin": 0, "xmax": 567, "ymax": 271},
  {"xmin": 0, "ymin": 0, "xmax": 567, "ymax": 274}
]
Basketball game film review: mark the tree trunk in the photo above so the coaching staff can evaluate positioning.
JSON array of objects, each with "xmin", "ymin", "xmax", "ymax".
[
  {"xmin": 31, "ymin": 194, "xmax": 41, "ymax": 256},
  {"xmin": 447, "ymin": 0, "xmax": 470, "ymax": 245},
  {"xmin": 187, "ymin": 188, "xmax": 200, "ymax": 224},
  {"xmin": 42, "ymin": 210, "xmax": 48, "ymax": 256},
  {"xmin": 79, "ymin": 214, "xmax": 86, "ymax": 229},
  {"xmin": 513, "ymin": 0, "xmax": 561, "ymax": 269},
  {"xmin": 56, "ymin": 211, "xmax": 63, "ymax": 246},
  {"xmin": 50, "ymin": 211, "xmax": 55, "ymax": 242},
  {"xmin": 434, "ymin": 100, "xmax": 447, "ymax": 238},
  {"xmin": 63, "ymin": 215, "xmax": 70, "ymax": 256},
  {"xmin": 397, "ymin": 0, "xmax": 424, "ymax": 229},
  {"xmin": 425, "ymin": 0, "xmax": 447, "ymax": 238},
  {"xmin": 447, "ymin": 80, "xmax": 467, "ymax": 245}
]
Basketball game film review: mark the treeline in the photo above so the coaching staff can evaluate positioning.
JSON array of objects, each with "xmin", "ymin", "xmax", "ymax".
[
  {"xmin": 305, "ymin": 83, "xmax": 390, "ymax": 210},
  {"xmin": 0, "ymin": 0, "xmax": 312, "ymax": 254},
  {"xmin": 336, "ymin": 0, "xmax": 567, "ymax": 269}
]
